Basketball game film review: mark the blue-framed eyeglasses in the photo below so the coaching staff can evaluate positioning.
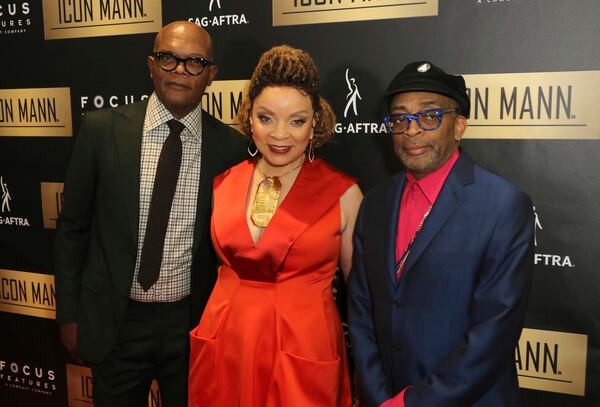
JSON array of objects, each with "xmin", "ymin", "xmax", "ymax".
[
  {"xmin": 383, "ymin": 108, "xmax": 458, "ymax": 134},
  {"xmin": 151, "ymin": 52, "xmax": 214, "ymax": 76}
]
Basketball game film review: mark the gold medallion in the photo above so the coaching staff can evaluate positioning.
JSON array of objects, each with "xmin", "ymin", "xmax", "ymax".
[
  {"xmin": 251, "ymin": 176, "xmax": 282, "ymax": 227},
  {"xmin": 250, "ymin": 157, "xmax": 305, "ymax": 228}
]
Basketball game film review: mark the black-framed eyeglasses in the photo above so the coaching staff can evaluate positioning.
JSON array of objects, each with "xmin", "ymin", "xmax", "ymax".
[
  {"xmin": 151, "ymin": 52, "xmax": 214, "ymax": 76},
  {"xmin": 383, "ymin": 108, "xmax": 458, "ymax": 134}
]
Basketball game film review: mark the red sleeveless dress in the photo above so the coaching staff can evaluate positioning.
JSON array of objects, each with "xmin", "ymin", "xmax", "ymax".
[{"xmin": 189, "ymin": 158, "xmax": 354, "ymax": 407}]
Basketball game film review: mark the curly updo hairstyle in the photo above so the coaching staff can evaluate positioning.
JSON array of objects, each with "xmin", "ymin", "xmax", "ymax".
[{"xmin": 238, "ymin": 45, "xmax": 336, "ymax": 148}]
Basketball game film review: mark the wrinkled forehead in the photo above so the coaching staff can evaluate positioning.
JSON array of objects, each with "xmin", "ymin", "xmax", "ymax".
[{"xmin": 154, "ymin": 26, "xmax": 213, "ymax": 58}]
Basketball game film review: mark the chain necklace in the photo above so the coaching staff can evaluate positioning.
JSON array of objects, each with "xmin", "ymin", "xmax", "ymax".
[{"xmin": 250, "ymin": 157, "xmax": 305, "ymax": 227}]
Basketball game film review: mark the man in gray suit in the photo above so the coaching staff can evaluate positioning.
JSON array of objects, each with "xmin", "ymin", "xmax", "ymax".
[{"xmin": 55, "ymin": 21, "xmax": 245, "ymax": 406}]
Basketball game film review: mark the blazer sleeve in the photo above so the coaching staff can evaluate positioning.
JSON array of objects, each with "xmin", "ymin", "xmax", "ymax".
[
  {"xmin": 405, "ymin": 188, "xmax": 534, "ymax": 406},
  {"xmin": 54, "ymin": 112, "xmax": 99, "ymax": 323},
  {"xmin": 348, "ymin": 201, "xmax": 394, "ymax": 407}
]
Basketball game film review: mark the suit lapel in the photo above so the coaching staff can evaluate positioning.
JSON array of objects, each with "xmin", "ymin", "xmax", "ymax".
[
  {"xmin": 192, "ymin": 111, "xmax": 218, "ymax": 254},
  {"xmin": 384, "ymin": 173, "xmax": 406, "ymax": 287},
  {"xmin": 399, "ymin": 153, "xmax": 475, "ymax": 279},
  {"xmin": 113, "ymin": 101, "xmax": 147, "ymax": 247}
]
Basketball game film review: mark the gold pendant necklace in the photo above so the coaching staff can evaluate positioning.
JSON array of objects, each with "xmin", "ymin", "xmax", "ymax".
[{"xmin": 250, "ymin": 157, "xmax": 305, "ymax": 227}]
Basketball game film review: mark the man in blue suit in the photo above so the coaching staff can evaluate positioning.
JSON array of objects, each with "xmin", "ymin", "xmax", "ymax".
[{"xmin": 348, "ymin": 61, "xmax": 533, "ymax": 407}]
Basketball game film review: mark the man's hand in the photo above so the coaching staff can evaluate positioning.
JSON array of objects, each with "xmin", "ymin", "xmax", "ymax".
[{"xmin": 59, "ymin": 322, "xmax": 83, "ymax": 364}]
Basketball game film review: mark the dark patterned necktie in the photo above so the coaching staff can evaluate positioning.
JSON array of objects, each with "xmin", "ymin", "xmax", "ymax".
[{"xmin": 137, "ymin": 119, "xmax": 185, "ymax": 291}]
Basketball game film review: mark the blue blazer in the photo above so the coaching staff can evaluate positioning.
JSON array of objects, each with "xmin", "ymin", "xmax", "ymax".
[{"xmin": 348, "ymin": 152, "xmax": 533, "ymax": 407}]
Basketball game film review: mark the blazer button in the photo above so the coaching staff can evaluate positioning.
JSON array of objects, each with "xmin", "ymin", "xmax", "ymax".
[
  {"xmin": 392, "ymin": 345, "xmax": 401, "ymax": 352},
  {"xmin": 393, "ymin": 300, "xmax": 402, "ymax": 308}
]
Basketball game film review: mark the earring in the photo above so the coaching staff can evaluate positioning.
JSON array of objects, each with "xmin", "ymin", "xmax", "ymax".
[
  {"xmin": 307, "ymin": 138, "xmax": 315, "ymax": 163},
  {"xmin": 247, "ymin": 138, "xmax": 258, "ymax": 157}
]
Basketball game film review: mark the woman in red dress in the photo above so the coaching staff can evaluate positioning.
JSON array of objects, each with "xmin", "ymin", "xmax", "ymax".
[{"xmin": 188, "ymin": 45, "xmax": 363, "ymax": 407}]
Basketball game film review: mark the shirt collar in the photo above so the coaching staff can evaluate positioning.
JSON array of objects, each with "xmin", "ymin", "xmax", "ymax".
[
  {"xmin": 407, "ymin": 149, "xmax": 460, "ymax": 204},
  {"xmin": 144, "ymin": 92, "xmax": 202, "ymax": 140}
]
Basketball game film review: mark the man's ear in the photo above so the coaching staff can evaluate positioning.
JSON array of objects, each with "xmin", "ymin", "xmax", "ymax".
[
  {"xmin": 454, "ymin": 115, "xmax": 467, "ymax": 142},
  {"xmin": 147, "ymin": 56, "xmax": 154, "ymax": 78},
  {"xmin": 206, "ymin": 64, "xmax": 218, "ymax": 87}
]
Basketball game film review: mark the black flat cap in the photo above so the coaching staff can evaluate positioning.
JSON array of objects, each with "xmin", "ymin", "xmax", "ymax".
[{"xmin": 384, "ymin": 61, "xmax": 470, "ymax": 118}]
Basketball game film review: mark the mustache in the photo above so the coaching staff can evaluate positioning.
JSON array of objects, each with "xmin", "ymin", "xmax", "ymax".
[
  {"xmin": 165, "ymin": 80, "xmax": 192, "ymax": 89},
  {"xmin": 401, "ymin": 142, "xmax": 430, "ymax": 149}
]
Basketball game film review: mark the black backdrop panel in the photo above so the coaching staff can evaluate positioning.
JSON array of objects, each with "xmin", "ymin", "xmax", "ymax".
[{"xmin": 1, "ymin": 1, "xmax": 598, "ymax": 405}]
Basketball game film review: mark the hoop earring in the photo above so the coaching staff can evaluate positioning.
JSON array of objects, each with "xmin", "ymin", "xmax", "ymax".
[
  {"xmin": 307, "ymin": 138, "xmax": 315, "ymax": 163},
  {"xmin": 247, "ymin": 139, "xmax": 258, "ymax": 157}
]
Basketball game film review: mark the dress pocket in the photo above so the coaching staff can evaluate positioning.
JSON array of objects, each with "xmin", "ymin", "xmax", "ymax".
[
  {"xmin": 188, "ymin": 335, "xmax": 216, "ymax": 406},
  {"xmin": 193, "ymin": 279, "xmax": 232, "ymax": 339},
  {"xmin": 267, "ymin": 351, "xmax": 342, "ymax": 407}
]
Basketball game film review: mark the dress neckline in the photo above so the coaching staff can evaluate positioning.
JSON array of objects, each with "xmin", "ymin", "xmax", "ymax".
[{"xmin": 244, "ymin": 158, "xmax": 309, "ymax": 247}]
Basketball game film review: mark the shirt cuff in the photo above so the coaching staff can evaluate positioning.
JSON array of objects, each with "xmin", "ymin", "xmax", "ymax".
[{"xmin": 379, "ymin": 387, "xmax": 410, "ymax": 407}]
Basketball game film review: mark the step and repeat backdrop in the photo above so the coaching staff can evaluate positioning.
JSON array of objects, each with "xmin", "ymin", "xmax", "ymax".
[{"xmin": 1, "ymin": 0, "xmax": 599, "ymax": 406}]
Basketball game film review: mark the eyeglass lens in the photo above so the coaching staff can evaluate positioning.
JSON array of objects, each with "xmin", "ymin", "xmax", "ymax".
[
  {"xmin": 156, "ymin": 53, "xmax": 208, "ymax": 75},
  {"xmin": 388, "ymin": 110, "xmax": 443, "ymax": 133}
]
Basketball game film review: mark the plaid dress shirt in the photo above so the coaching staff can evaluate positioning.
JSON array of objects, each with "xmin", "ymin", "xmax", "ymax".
[{"xmin": 130, "ymin": 93, "xmax": 202, "ymax": 302}]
